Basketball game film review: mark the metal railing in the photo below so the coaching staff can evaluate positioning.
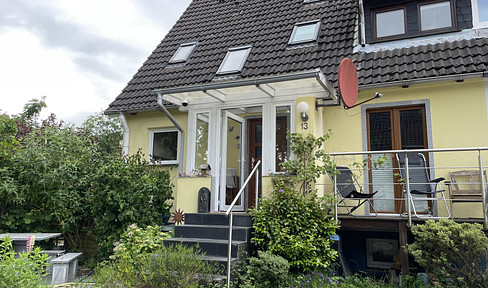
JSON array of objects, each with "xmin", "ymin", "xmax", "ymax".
[
  {"xmin": 327, "ymin": 147, "xmax": 488, "ymax": 228},
  {"xmin": 224, "ymin": 160, "xmax": 261, "ymax": 287}
]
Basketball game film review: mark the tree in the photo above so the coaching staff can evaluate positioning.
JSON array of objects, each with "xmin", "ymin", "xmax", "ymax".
[
  {"xmin": 0, "ymin": 99, "xmax": 173, "ymax": 258},
  {"xmin": 82, "ymin": 111, "xmax": 123, "ymax": 156}
]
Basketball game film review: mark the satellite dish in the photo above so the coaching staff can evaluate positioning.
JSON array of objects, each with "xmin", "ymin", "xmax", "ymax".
[{"xmin": 338, "ymin": 58, "xmax": 359, "ymax": 109}]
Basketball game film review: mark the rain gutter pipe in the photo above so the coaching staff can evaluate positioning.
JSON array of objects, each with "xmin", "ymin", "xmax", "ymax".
[
  {"xmin": 156, "ymin": 92, "xmax": 185, "ymax": 175},
  {"xmin": 152, "ymin": 69, "xmax": 335, "ymax": 97},
  {"xmin": 119, "ymin": 113, "xmax": 130, "ymax": 156},
  {"xmin": 359, "ymin": 0, "xmax": 366, "ymax": 47},
  {"xmin": 359, "ymin": 71, "xmax": 487, "ymax": 90}
]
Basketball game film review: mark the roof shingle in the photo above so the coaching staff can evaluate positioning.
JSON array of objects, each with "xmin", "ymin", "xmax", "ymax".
[{"xmin": 106, "ymin": 0, "xmax": 488, "ymax": 114}]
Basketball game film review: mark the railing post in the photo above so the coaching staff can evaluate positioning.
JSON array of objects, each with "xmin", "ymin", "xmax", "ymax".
[
  {"xmin": 333, "ymin": 157, "xmax": 338, "ymax": 222},
  {"xmin": 227, "ymin": 211, "xmax": 233, "ymax": 287},
  {"xmin": 255, "ymin": 168, "xmax": 259, "ymax": 210},
  {"xmin": 405, "ymin": 152, "xmax": 412, "ymax": 227},
  {"xmin": 479, "ymin": 151, "xmax": 488, "ymax": 230}
]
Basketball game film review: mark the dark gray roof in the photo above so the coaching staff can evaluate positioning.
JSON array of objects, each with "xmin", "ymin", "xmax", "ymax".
[
  {"xmin": 106, "ymin": 0, "xmax": 488, "ymax": 114},
  {"xmin": 356, "ymin": 38, "xmax": 488, "ymax": 86},
  {"xmin": 106, "ymin": 0, "xmax": 358, "ymax": 114}
]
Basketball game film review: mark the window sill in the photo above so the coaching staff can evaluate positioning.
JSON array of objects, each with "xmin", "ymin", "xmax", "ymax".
[
  {"xmin": 369, "ymin": 28, "xmax": 460, "ymax": 44},
  {"xmin": 149, "ymin": 161, "xmax": 178, "ymax": 166}
]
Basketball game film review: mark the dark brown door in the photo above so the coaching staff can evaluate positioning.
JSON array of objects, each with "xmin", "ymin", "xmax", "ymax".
[
  {"xmin": 367, "ymin": 105, "xmax": 427, "ymax": 213},
  {"xmin": 248, "ymin": 118, "xmax": 262, "ymax": 209}
]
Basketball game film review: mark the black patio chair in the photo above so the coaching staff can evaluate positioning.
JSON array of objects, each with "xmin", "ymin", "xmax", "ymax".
[
  {"xmin": 396, "ymin": 153, "xmax": 450, "ymax": 218},
  {"xmin": 329, "ymin": 166, "xmax": 378, "ymax": 216}
]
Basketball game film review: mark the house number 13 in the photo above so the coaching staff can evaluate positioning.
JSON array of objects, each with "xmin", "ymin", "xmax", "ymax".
[{"xmin": 301, "ymin": 122, "xmax": 308, "ymax": 130}]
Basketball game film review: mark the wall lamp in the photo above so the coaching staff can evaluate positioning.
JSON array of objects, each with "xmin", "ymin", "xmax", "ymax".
[{"xmin": 297, "ymin": 101, "xmax": 309, "ymax": 122}]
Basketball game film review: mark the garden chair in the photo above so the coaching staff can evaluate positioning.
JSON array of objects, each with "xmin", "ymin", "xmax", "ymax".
[
  {"xmin": 329, "ymin": 166, "xmax": 378, "ymax": 216},
  {"xmin": 396, "ymin": 153, "xmax": 450, "ymax": 218},
  {"xmin": 447, "ymin": 170, "xmax": 486, "ymax": 217}
]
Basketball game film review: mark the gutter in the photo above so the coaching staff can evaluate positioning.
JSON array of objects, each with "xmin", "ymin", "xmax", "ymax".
[
  {"xmin": 156, "ymin": 92, "xmax": 185, "ymax": 175},
  {"xmin": 152, "ymin": 69, "xmax": 335, "ymax": 98},
  {"xmin": 359, "ymin": 72, "xmax": 487, "ymax": 90},
  {"xmin": 119, "ymin": 113, "xmax": 130, "ymax": 156},
  {"xmin": 358, "ymin": 0, "xmax": 366, "ymax": 47}
]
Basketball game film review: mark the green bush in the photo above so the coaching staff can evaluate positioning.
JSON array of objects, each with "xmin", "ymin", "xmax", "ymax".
[
  {"xmin": 0, "ymin": 236, "xmax": 50, "ymax": 288},
  {"xmin": 111, "ymin": 224, "xmax": 173, "ymax": 262},
  {"xmin": 251, "ymin": 133, "xmax": 339, "ymax": 273},
  {"xmin": 251, "ymin": 179, "xmax": 339, "ymax": 273},
  {"xmin": 407, "ymin": 219, "xmax": 488, "ymax": 287},
  {"xmin": 280, "ymin": 133, "xmax": 336, "ymax": 196},
  {"xmin": 94, "ymin": 243, "xmax": 221, "ymax": 288},
  {"xmin": 0, "ymin": 112, "xmax": 173, "ymax": 259},
  {"xmin": 241, "ymin": 251, "xmax": 290, "ymax": 288},
  {"xmin": 91, "ymin": 151, "xmax": 173, "ymax": 259}
]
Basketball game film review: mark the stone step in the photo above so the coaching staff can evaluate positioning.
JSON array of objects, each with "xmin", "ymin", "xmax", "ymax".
[
  {"xmin": 203, "ymin": 255, "xmax": 237, "ymax": 272},
  {"xmin": 164, "ymin": 238, "xmax": 248, "ymax": 259},
  {"xmin": 174, "ymin": 224, "xmax": 252, "ymax": 242},
  {"xmin": 184, "ymin": 213, "xmax": 252, "ymax": 227}
]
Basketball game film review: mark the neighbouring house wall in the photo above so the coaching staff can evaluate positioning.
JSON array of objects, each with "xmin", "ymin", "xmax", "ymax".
[{"xmin": 323, "ymin": 78, "xmax": 488, "ymax": 217}]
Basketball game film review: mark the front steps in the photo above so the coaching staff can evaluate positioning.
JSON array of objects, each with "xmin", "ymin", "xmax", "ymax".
[{"xmin": 164, "ymin": 213, "xmax": 253, "ymax": 271}]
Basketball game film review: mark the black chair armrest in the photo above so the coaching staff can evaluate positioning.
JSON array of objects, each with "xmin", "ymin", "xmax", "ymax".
[{"xmin": 430, "ymin": 177, "xmax": 445, "ymax": 183}]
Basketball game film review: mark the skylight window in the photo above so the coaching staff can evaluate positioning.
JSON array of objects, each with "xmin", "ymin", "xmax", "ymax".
[
  {"xmin": 217, "ymin": 45, "xmax": 252, "ymax": 75},
  {"xmin": 169, "ymin": 42, "xmax": 198, "ymax": 63},
  {"xmin": 289, "ymin": 20, "xmax": 321, "ymax": 44}
]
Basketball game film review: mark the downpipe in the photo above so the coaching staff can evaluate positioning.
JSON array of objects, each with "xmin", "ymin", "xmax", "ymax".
[{"xmin": 156, "ymin": 93, "xmax": 185, "ymax": 175}]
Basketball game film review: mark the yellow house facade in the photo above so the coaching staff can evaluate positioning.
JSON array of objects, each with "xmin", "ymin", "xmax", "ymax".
[{"xmin": 106, "ymin": 0, "xmax": 488, "ymax": 221}]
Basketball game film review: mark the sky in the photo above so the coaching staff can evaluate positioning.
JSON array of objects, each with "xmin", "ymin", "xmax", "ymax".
[{"xmin": 0, "ymin": 0, "xmax": 192, "ymax": 125}]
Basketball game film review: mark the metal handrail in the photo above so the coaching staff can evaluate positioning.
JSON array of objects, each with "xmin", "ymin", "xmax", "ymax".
[
  {"xmin": 329, "ymin": 147, "xmax": 488, "ymax": 228},
  {"xmin": 225, "ymin": 160, "xmax": 261, "ymax": 288}
]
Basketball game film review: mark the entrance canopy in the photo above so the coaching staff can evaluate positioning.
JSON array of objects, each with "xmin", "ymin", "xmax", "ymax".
[{"xmin": 153, "ymin": 69, "xmax": 338, "ymax": 108}]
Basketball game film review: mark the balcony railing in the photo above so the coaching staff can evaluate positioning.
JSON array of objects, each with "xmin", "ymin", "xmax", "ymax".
[{"xmin": 324, "ymin": 147, "xmax": 488, "ymax": 228}]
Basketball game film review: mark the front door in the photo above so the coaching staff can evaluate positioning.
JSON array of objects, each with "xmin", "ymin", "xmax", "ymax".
[
  {"xmin": 248, "ymin": 118, "xmax": 262, "ymax": 209},
  {"xmin": 220, "ymin": 111, "xmax": 246, "ymax": 211}
]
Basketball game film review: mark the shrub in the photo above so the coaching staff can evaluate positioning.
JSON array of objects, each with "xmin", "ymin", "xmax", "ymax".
[
  {"xmin": 111, "ymin": 224, "xmax": 173, "ymax": 262},
  {"xmin": 289, "ymin": 273, "xmax": 395, "ymax": 288},
  {"xmin": 242, "ymin": 251, "xmax": 290, "ymax": 288},
  {"xmin": 91, "ymin": 151, "xmax": 173, "ymax": 259},
  {"xmin": 406, "ymin": 219, "xmax": 488, "ymax": 287},
  {"xmin": 0, "ymin": 236, "xmax": 50, "ymax": 288},
  {"xmin": 280, "ymin": 133, "xmax": 336, "ymax": 196},
  {"xmin": 252, "ymin": 133, "xmax": 339, "ymax": 273},
  {"xmin": 251, "ymin": 179, "xmax": 339, "ymax": 273},
  {"xmin": 0, "ymin": 112, "xmax": 173, "ymax": 259},
  {"xmin": 94, "ymin": 243, "xmax": 221, "ymax": 288}
]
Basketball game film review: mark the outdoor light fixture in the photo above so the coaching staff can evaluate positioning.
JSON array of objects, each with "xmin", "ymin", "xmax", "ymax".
[{"xmin": 297, "ymin": 101, "xmax": 309, "ymax": 122}]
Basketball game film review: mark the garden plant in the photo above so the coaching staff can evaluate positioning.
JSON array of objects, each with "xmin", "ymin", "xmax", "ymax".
[
  {"xmin": 94, "ymin": 225, "xmax": 221, "ymax": 288},
  {"xmin": 250, "ymin": 133, "xmax": 339, "ymax": 278},
  {"xmin": 0, "ymin": 236, "xmax": 50, "ymax": 288},
  {"xmin": 407, "ymin": 219, "xmax": 488, "ymax": 287},
  {"xmin": 0, "ymin": 99, "xmax": 173, "ymax": 259}
]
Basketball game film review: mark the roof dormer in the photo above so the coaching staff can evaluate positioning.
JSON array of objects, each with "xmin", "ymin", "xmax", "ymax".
[{"xmin": 363, "ymin": 0, "xmax": 470, "ymax": 44}]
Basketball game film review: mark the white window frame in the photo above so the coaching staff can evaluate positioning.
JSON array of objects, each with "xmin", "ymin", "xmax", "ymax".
[
  {"xmin": 472, "ymin": 0, "xmax": 488, "ymax": 28},
  {"xmin": 266, "ymin": 102, "xmax": 296, "ymax": 174},
  {"xmin": 149, "ymin": 128, "xmax": 179, "ymax": 165},
  {"xmin": 289, "ymin": 20, "xmax": 321, "ymax": 44},
  {"xmin": 187, "ymin": 109, "xmax": 213, "ymax": 174},
  {"xmin": 169, "ymin": 42, "xmax": 198, "ymax": 64},
  {"xmin": 217, "ymin": 45, "xmax": 252, "ymax": 75}
]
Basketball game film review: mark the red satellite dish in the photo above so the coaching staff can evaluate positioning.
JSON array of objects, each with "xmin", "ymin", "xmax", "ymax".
[{"xmin": 338, "ymin": 58, "xmax": 359, "ymax": 109}]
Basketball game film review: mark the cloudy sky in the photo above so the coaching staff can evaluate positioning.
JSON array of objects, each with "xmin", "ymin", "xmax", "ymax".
[{"xmin": 0, "ymin": 0, "xmax": 192, "ymax": 125}]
